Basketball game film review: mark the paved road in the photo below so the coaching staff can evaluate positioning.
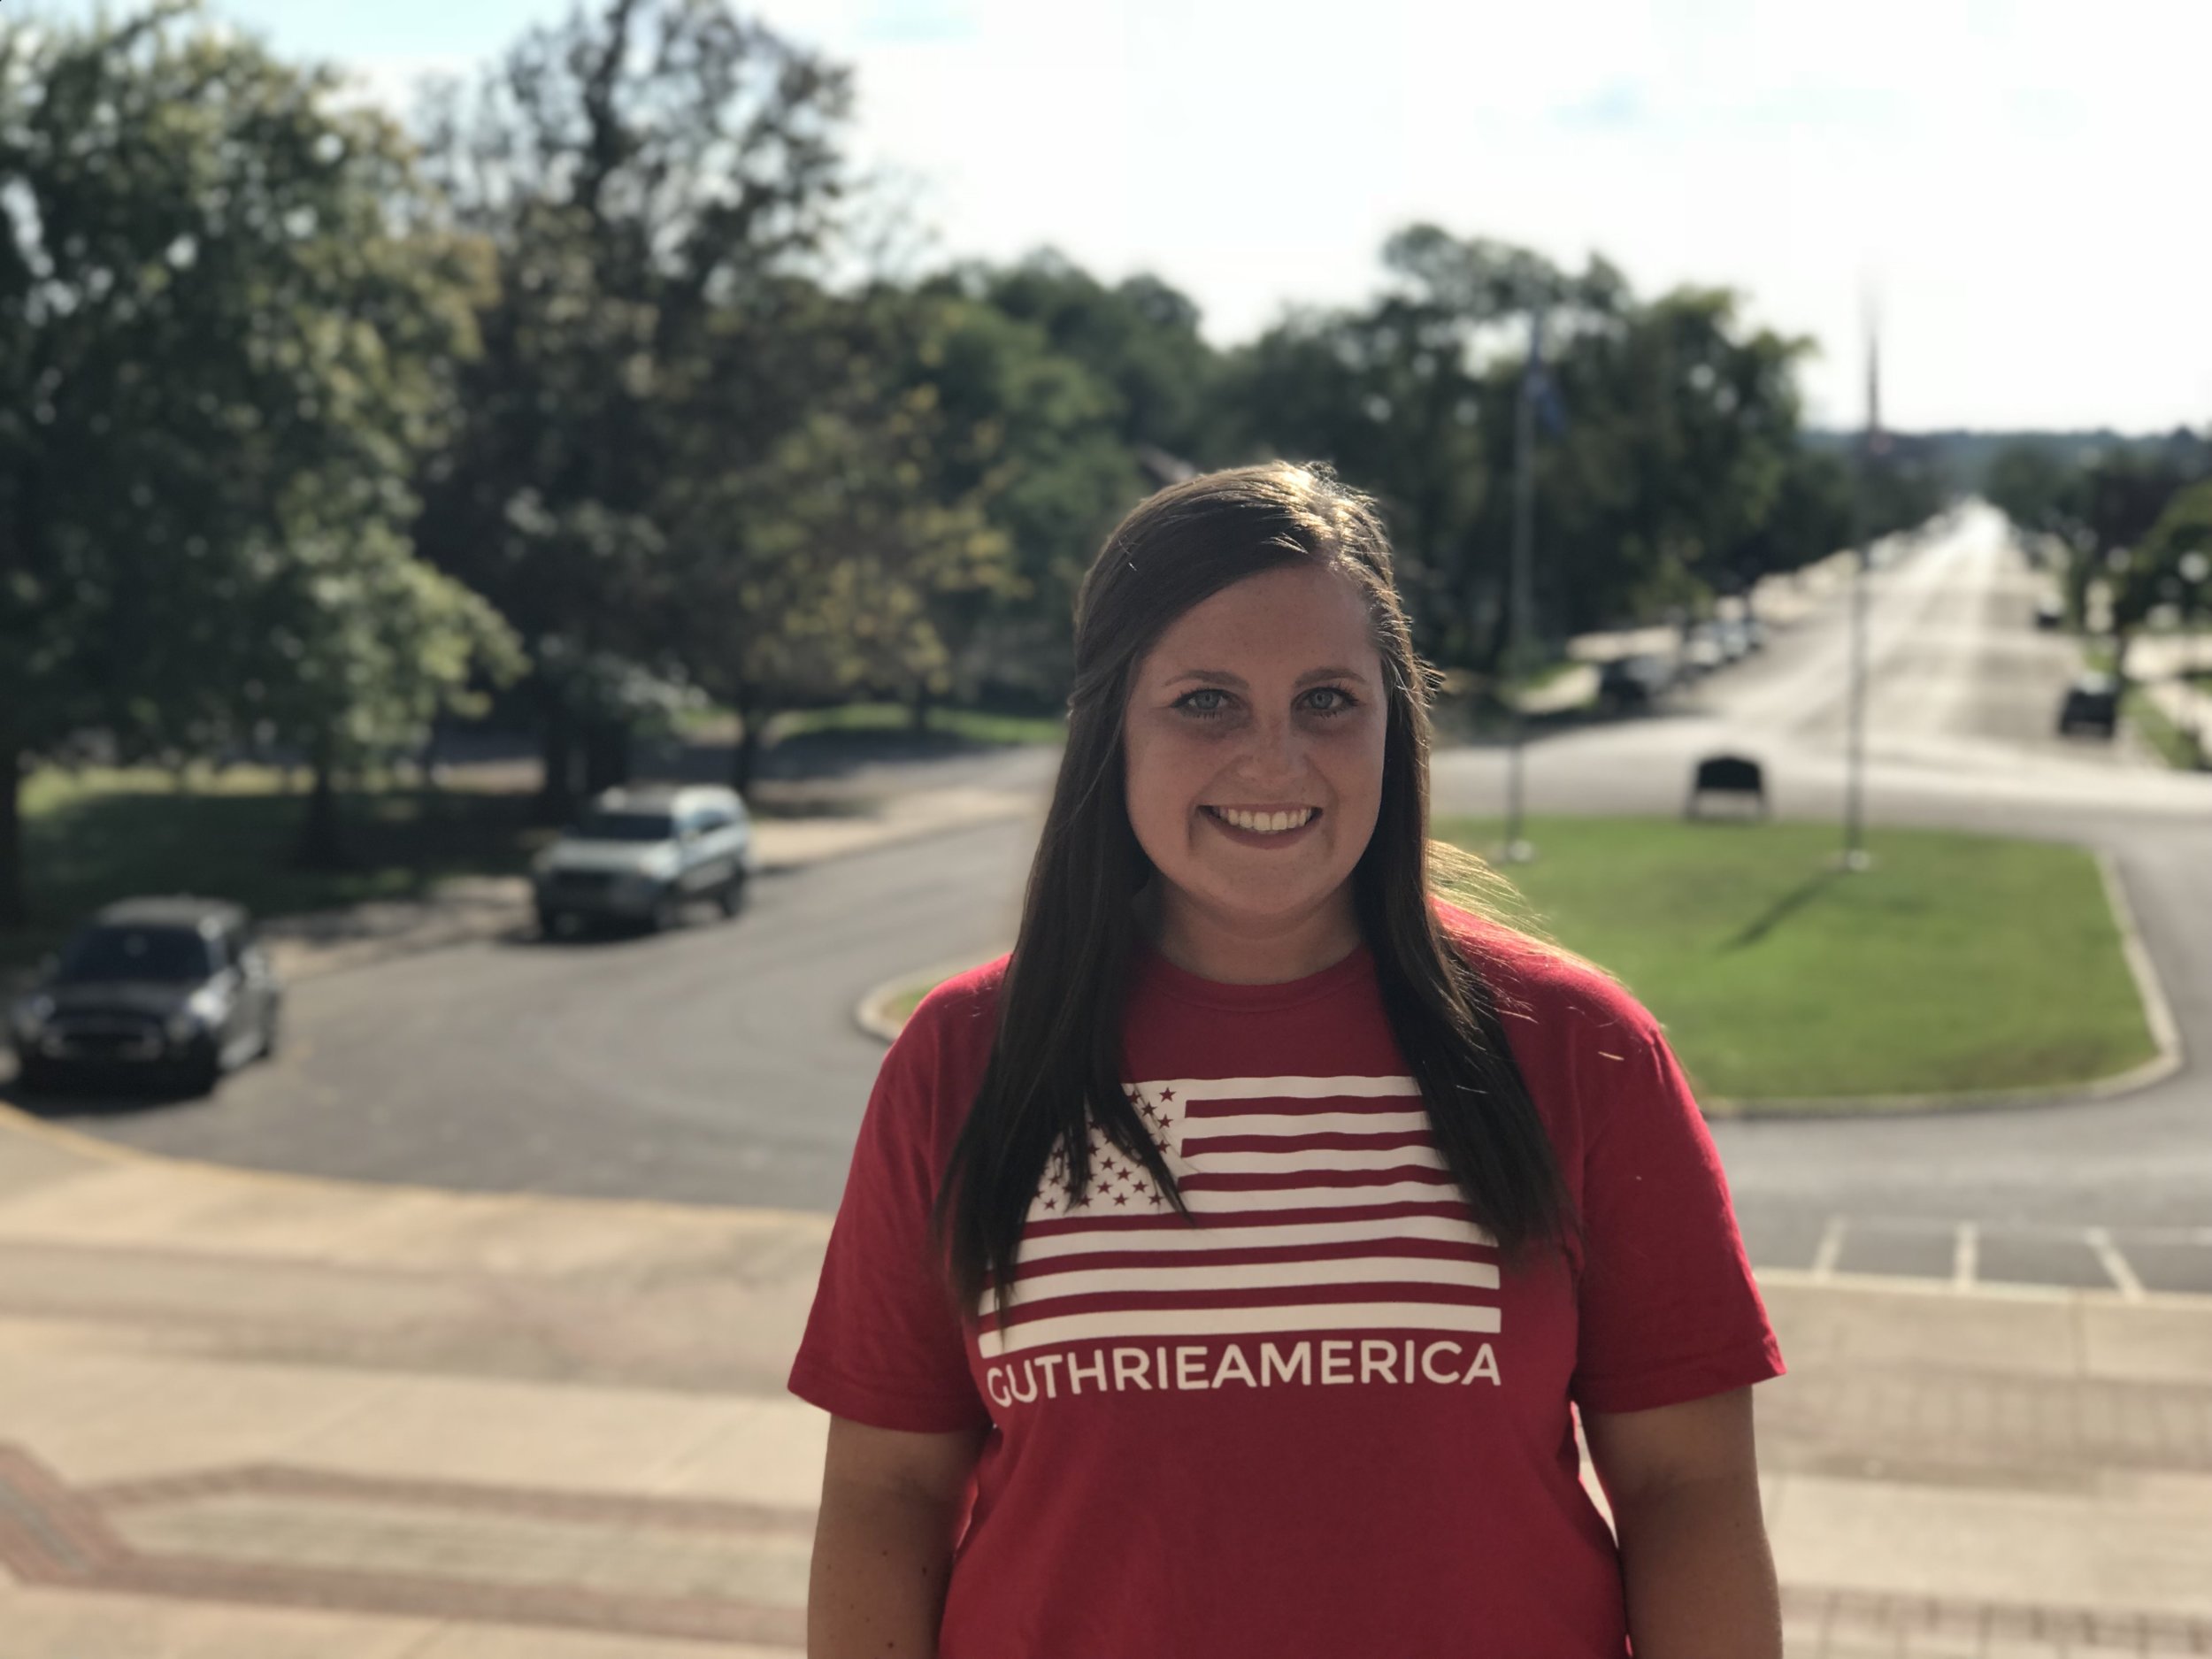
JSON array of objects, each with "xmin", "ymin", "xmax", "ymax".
[
  {"xmin": 24, "ymin": 504, "xmax": 2212, "ymax": 1292},
  {"xmin": 1432, "ymin": 503, "xmax": 2212, "ymax": 1292},
  {"xmin": 24, "ymin": 812, "xmax": 1036, "ymax": 1212}
]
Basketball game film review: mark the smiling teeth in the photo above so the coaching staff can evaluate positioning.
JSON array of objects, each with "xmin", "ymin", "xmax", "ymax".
[{"xmin": 1214, "ymin": 807, "xmax": 1316, "ymax": 833}]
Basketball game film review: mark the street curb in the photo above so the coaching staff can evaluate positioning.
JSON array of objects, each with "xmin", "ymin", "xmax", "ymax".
[
  {"xmin": 853, "ymin": 951, "xmax": 1009, "ymax": 1044},
  {"xmin": 1755, "ymin": 1263, "xmax": 2212, "ymax": 1311},
  {"xmin": 1701, "ymin": 844, "xmax": 2185, "ymax": 1119}
]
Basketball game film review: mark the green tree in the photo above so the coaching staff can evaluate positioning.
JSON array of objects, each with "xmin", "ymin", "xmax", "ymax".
[
  {"xmin": 2108, "ymin": 478, "xmax": 2212, "ymax": 666},
  {"xmin": 657, "ymin": 374, "xmax": 1014, "ymax": 792},
  {"xmin": 1531, "ymin": 286, "xmax": 1815, "ymax": 635},
  {"xmin": 874, "ymin": 279, "xmax": 1143, "ymax": 708},
  {"xmin": 1221, "ymin": 228, "xmax": 1826, "ymax": 673},
  {"xmin": 946, "ymin": 251, "xmax": 1223, "ymax": 464},
  {"xmin": 236, "ymin": 501, "xmax": 524, "ymax": 864},
  {"xmin": 0, "ymin": 1, "xmax": 504, "ymax": 918},
  {"xmin": 411, "ymin": 0, "xmax": 853, "ymax": 818},
  {"xmin": 1223, "ymin": 229, "xmax": 1625, "ymax": 668},
  {"xmin": 1985, "ymin": 441, "xmax": 2078, "ymax": 548},
  {"xmin": 1989, "ymin": 443, "xmax": 2205, "ymax": 654}
]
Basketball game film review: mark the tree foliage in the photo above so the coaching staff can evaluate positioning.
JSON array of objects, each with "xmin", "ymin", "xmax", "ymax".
[
  {"xmin": 1221, "ymin": 227, "xmax": 1835, "ymax": 674},
  {"xmin": 0, "ymin": 0, "xmax": 513, "ymax": 914},
  {"xmin": 411, "ymin": 0, "xmax": 854, "ymax": 810},
  {"xmin": 0, "ymin": 0, "xmax": 1975, "ymax": 923},
  {"xmin": 1986, "ymin": 436, "xmax": 2211, "ymax": 649}
]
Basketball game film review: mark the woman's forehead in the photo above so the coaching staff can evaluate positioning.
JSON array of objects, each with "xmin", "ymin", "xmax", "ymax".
[{"xmin": 1142, "ymin": 563, "xmax": 1379, "ymax": 672}]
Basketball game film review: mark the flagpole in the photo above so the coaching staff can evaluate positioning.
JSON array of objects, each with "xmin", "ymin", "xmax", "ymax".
[
  {"xmin": 1840, "ymin": 307, "xmax": 1878, "ymax": 874},
  {"xmin": 1502, "ymin": 310, "xmax": 1540, "ymax": 865}
]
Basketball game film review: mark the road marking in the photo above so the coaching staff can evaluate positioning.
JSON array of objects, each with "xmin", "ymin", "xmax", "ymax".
[
  {"xmin": 1952, "ymin": 1222, "xmax": 1978, "ymax": 1293},
  {"xmin": 1809, "ymin": 1216, "xmax": 1847, "ymax": 1280},
  {"xmin": 2084, "ymin": 1226, "xmax": 2146, "ymax": 1301}
]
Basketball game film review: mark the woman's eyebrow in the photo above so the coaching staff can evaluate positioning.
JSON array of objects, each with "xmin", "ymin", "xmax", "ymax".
[{"xmin": 1164, "ymin": 665, "xmax": 1372, "ymax": 689}]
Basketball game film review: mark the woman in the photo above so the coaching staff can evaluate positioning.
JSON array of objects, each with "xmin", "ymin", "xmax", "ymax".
[{"xmin": 790, "ymin": 462, "xmax": 1785, "ymax": 1657}]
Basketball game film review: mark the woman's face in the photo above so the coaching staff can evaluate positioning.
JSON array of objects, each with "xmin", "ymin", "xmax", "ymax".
[{"xmin": 1122, "ymin": 560, "xmax": 1388, "ymax": 946}]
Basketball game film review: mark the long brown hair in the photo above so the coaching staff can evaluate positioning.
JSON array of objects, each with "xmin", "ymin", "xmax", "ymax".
[{"xmin": 935, "ymin": 461, "xmax": 1571, "ymax": 1317}]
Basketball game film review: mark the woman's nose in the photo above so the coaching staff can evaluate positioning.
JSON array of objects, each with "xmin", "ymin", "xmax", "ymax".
[{"xmin": 1240, "ymin": 712, "xmax": 1307, "ymax": 780}]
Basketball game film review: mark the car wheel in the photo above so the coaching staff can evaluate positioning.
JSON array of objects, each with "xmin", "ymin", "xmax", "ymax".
[
  {"xmin": 537, "ymin": 905, "xmax": 568, "ymax": 939},
  {"xmin": 257, "ymin": 1010, "xmax": 281, "ymax": 1062},
  {"xmin": 651, "ymin": 888, "xmax": 684, "ymax": 933},
  {"xmin": 180, "ymin": 1042, "xmax": 222, "ymax": 1097},
  {"xmin": 715, "ymin": 871, "xmax": 748, "ymax": 918},
  {"xmin": 14, "ymin": 1055, "xmax": 57, "ymax": 1094}
]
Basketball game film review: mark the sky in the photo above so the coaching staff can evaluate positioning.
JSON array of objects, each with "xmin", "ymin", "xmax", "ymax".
[{"xmin": 47, "ymin": 0, "xmax": 2212, "ymax": 432}]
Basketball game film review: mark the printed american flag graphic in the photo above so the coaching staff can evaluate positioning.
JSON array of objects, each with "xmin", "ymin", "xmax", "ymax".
[{"xmin": 975, "ymin": 1076, "xmax": 1502, "ymax": 1359}]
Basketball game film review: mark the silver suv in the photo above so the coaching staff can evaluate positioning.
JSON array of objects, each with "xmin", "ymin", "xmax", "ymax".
[{"xmin": 531, "ymin": 785, "xmax": 756, "ymax": 935}]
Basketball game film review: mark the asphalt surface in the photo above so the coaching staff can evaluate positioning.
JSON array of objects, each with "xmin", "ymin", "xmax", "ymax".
[
  {"xmin": 20, "ymin": 504, "xmax": 2212, "ymax": 1292},
  {"xmin": 1431, "ymin": 504, "xmax": 2212, "ymax": 1292},
  {"xmin": 19, "ymin": 809, "xmax": 1035, "ymax": 1211}
]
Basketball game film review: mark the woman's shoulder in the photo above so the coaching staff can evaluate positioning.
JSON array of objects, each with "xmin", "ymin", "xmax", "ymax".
[
  {"xmin": 1430, "ymin": 897, "xmax": 1662, "ymax": 1052},
  {"xmin": 895, "ymin": 952, "xmax": 1010, "ymax": 1061},
  {"xmin": 864, "ymin": 955, "xmax": 1008, "ymax": 1145}
]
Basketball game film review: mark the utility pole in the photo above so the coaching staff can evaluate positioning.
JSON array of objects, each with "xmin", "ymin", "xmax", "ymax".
[
  {"xmin": 1840, "ymin": 310, "xmax": 1879, "ymax": 874},
  {"xmin": 1502, "ymin": 310, "xmax": 1541, "ymax": 865}
]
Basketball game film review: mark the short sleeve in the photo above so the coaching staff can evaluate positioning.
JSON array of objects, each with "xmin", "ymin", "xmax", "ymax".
[
  {"xmin": 1570, "ymin": 1025, "xmax": 1785, "ymax": 1416},
  {"xmin": 787, "ymin": 998, "xmax": 993, "ymax": 1434}
]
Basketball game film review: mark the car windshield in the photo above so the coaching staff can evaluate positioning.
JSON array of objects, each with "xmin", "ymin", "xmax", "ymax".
[
  {"xmin": 56, "ymin": 926, "xmax": 215, "ymax": 985},
  {"xmin": 567, "ymin": 811, "xmax": 677, "ymax": 843}
]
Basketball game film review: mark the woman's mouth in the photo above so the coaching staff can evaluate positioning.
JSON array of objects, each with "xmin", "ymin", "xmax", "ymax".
[{"xmin": 1201, "ymin": 804, "xmax": 1321, "ymax": 842}]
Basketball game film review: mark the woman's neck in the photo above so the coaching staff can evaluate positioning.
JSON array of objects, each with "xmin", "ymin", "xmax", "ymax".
[{"xmin": 1138, "ymin": 879, "xmax": 1363, "ymax": 986}]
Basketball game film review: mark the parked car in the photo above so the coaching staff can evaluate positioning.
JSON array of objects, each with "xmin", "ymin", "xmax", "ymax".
[
  {"xmin": 1597, "ymin": 654, "xmax": 1675, "ymax": 710},
  {"xmin": 1679, "ymin": 624, "xmax": 1728, "ymax": 677},
  {"xmin": 8, "ymin": 897, "xmax": 282, "ymax": 1094},
  {"xmin": 2032, "ymin": 597, "xmax": 2065, "ymax": 631},
  {"xmin": 2055, "ymin": 673, "xmax": 2119, "ymax": 738},
  {"xmin": 532, "ymin": 784, "xmax": 755, "ymax": 935}
]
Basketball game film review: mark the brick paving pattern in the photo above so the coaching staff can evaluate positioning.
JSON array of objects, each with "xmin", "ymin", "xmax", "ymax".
[{"xmin": 0, "ymin": 1443, "xmax": 810, "ymax": 1647}]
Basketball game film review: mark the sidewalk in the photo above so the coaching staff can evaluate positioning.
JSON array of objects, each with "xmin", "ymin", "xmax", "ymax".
[{"xmin": 1, "ymin": 1113, "xmax": 2208, "ymax": 1656}]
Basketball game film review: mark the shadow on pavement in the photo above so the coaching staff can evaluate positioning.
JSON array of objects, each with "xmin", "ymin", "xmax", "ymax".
[{"xmin": 1, "ymin": 1071, "xmax": 219, "ymax": 1120}]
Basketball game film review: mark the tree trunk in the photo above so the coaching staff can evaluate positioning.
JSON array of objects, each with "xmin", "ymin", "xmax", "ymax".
[
  {"xmin": 730, "ymin": 687, "xmax": 767, "ymax": 800},
  {"xmin": 0, "ymin": 734, "xmax": 25, "ymax": 929},
  {"xmin": 417, "ymin": 722, "xmax": 442, "ymax": 794},
  {"xmin": 582, "ymin": 718, "xmax": 631, "ymax": 796},
  {"xmin": 536, "ymin": 694, "xmax": 579, "ymax": 826},
  {"xmin": 295, "ymin": 735, "xmax": 347, "ymax": 870}
]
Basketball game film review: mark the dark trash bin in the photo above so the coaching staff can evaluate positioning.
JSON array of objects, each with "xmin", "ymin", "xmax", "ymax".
[{"xmin": 1686, "ymin": 754, "xmax": 1768, "ymax": 819}]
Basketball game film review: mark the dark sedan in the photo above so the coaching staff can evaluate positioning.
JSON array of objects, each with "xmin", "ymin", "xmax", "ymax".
[
  {"xmin": 8, "ymin": 897, "xmax": 282, "ymax": 1095},
  {"xmin": 1597, "ymin": 653, "xmax": 1676, "ymax": 710},
  {"xmin": 2055, "ymin": 673, "xmax": 2120, "ymax": 739}
]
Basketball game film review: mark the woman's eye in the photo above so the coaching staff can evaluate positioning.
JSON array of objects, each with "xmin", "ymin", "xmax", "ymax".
[
  {"xmin": 1303, "ymin": 686, "xmax": 1357, "ymax": 716},
  {"xmin": 1175, "ymin": 688, "xmax": 1230, "ymax": 718}
]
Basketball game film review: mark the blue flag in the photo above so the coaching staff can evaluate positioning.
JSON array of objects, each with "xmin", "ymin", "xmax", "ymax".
[{"xmin": 1525, "ymin": 309, "xmax": 1569, "ymax": 436}]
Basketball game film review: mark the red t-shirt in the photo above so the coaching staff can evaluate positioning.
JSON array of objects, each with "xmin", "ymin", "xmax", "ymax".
[{"xmin": 789, "ymin": 903, "xmax": 1783, "ymax": 1658}]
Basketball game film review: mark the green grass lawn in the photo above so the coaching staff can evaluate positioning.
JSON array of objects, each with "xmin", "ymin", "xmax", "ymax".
[
  {"xmin": 874, "ymin": 817, "xmax": 2161, "ymax": 1109},
  {"xmin": 768, "ymin": 703, "xmax": 1065, "ymax": 747},
  {"xmin": 5, "ymin": 765, "xmax": 549, "ymax": 972},
  {"xmin": 1435, "ymin": 816, "xmax": 2157, "ymax": 1105},
  {"xmin": 2124, "ymin": 687, "xmax": 2208, "ymax": 771}
]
